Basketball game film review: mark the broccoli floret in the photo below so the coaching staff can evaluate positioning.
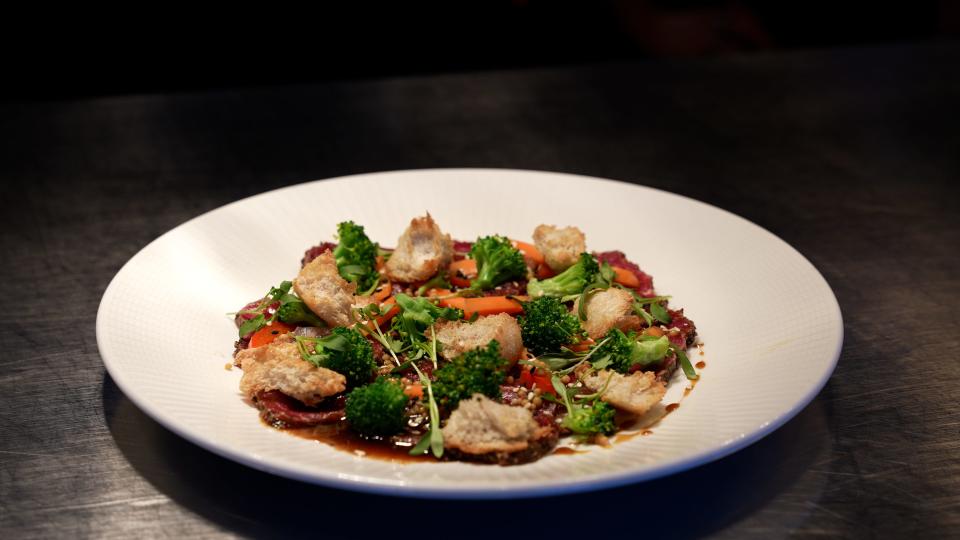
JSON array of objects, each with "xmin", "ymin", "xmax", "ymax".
[
  {"xmin": 527, "ymin": 252, "xmax": 599, "ymax": 298},
  {"xmin": 518, "ymin": 296, "xmax": 582, "ymax": 356},
  {"xmin": 432, "ymin": 341, "xmax": 507, "ymax": 409},
  {"xmin": 345, "ymin": 377, "xmax": 409, "ymax": 436},
  {"xmin": 590, "ymin": 328, "xmax": 670, "ymax": 373},
  {"xmin": 297, "ymin": 327, "xmax": 376, "ymax": 388},
  {"xmin": 468, "ymin": 235, "xmax": 527, "ymax": 291},
  {"xmin": 333, "ymin": 221, "xmax": 380, "ymax": 292},
  {"xmin": 561, "ymin": 400, "xmax": 617, "ymax": 436},
  {"xmin": 276, "ymin": 300, "xmax": 325, "ymax": 327}
]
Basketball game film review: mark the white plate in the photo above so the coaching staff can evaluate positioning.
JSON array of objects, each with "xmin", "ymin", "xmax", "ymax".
[{"xmin": 97, "ymin": 169, "xmax": 842, "ymax": 498}]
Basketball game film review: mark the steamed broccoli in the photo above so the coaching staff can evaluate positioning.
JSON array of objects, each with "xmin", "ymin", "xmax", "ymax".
[
  {"xmin": 561, "ymin": 400, "xmax": 617, "ymax": 436},
  {"xmin": 333, "ymin": 221, "xmax": 380, "ymax": 293},
  {"xmin": 518, "ymin": 296, "xmax": 582, "ymax": 356},
  {"xmin": 526, "ymin": 252, "xmax": 599, "ymax": 298},
  {"xmin": 296, "ymin": 327, "xmax": 376, "ymax": 388},
  {"xmin": 590, "ymin": 328, "xmax": 670, "ymax": 373},
  {"xmin": 432, "ymin": 341, "xmax": 507, "ymax": 409},
  {"xmin": 345, "ymin": 377, "xmax": 409, "ymax": 436},
  {"xmin": 276, "ymin": 300, "xmax": 325, "ymax": 327},
  {"xmin": 467, "ymin": 235, "xmax": 527, "ymax": 291},
  {"xmin": 551, "ymin": 373, "xmax": 617, "ymax": 437}
]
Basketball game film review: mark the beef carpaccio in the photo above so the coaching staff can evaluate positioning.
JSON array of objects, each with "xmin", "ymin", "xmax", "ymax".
[{"xmin": 231, "ymin": 215, "xmax": 698, "ymax": 465}]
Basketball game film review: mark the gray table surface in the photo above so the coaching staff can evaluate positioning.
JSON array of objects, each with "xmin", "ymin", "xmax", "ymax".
[{"xmin": 1, "ymin": 42, "xmax": 958, "ymax": 539}]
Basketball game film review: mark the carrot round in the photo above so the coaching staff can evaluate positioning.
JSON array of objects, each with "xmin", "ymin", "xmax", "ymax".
[
  {"xmin": 611, "ymin": 266, "xmax": 641, "ymax": 288},
  {"xmin": 249, "ymin": 321, "xmax": 295, "ymax": 348},
  {"xmin": 511, "ymin": 239, "xmax": 545, "ymax": 266}
]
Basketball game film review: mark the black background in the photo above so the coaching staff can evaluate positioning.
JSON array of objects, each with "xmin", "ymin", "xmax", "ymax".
[{"xmin": 1, "ymin": 3, "xmax": 958, "ymax": 538}]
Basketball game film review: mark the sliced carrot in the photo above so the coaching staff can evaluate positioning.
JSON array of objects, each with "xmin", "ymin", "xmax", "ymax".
[
  {"xmin": 449, "ymin": 259, "xmax": 478, "ymax": 277},
  {"xmin": 535, "ymin": 263, "xmax": 556, "ymax": 279},
  {"xmin": 439, "ymin": 296, "xmax": 523, "ymax": 319},
  {"xmin": 519, "ymin": 366, "xmax": 555, "ymax": 394},
  {"xmin": 611, "ymin": 266, "xmax": 641, "ymax": 288},
  {"xmin": 404, "ymin": 382, "xmax": 423, "ymax": 399},
  {"xmin": 359, "ymin": 296, "xmax": 399, "ymax": 332},
  {"xmin": 372, "ymin": 282, "xmax": 392, "ymax": 303},
  {"xmin": 375, "ymin": 297, "xmax": 400, "ymax": 327},
  {"xmin": 438, "ymin": 296, "xmax": 467, "ymax": 312},
  {"xmin": 644, "ymin": 326, "xmax": 664, "ymax": 337},
  {"xmin": 568, "ymin": 337, "xmax": 596, "ymax": 352},
  {"xmin": 450, "ymin": 275, "xmax": 472, "ymax": 288},
  {"xmin": 424, "ymin": 288, "xmax": 453, "ymax": 298},
  {"xmin": 511, "ymin": 239, "xmax": 545, "ymax": 266},
  {"xmin": 249, "ymin": 321, "xmax": 295, "ymax": 348},
  {"xmin": 448, "ymin": 259, "xmax": 477, "ymax": 288}
]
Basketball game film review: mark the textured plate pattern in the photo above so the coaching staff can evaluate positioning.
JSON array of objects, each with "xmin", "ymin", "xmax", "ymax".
[{"xmin": 96, "ymin": 169, "xmax": 842, "ymax": 498}]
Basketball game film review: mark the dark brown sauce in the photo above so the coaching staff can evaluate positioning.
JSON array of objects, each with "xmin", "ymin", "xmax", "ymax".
[
  {"xmin": 613, "ymin": 431, "xmax": 642, "ymax": 443},
  {"xmin": 262, "ymin": 342, "xmax": 706, "ymax": 461},
  {"xmin": 552, "ymin": 446, "xmax": 588, "ymax": 456},
  {"xmin": 283, "ymin": 422, "xmax": 432, "ymax": 464}
]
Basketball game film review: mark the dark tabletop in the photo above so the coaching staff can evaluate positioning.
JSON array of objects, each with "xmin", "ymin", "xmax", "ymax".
[{"xmin": 1, "ymin": 42, "xmax": 958, "ymax": 539}]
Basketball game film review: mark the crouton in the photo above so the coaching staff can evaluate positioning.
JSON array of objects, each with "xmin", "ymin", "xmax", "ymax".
[
  {"xmin": 384, "ymin": 214, "xmax": 454, "ymax": 283},
  {"xmin": 434, "ymin": 313, "xmax": 524, "ymax": 362},
  {"xmin": 238, "ymin": 336, "xmax": 346, "ymax": 406},
  {"xmin": 442, "ymin": 394, "xmax": 557, "ymax": 464},
  {"xmin": 532, "ymin": 224, "xmax": 586, "ymax": 271},
  {"xmin": 578, "ymin": 367, "xmax": 665, "ymax": 416},
  {"xmin": 573, "ymin": 287, "xmax": 641, "ymax": 339},
  {"xmin": 293, "ymin": 251, "xmax": 357, "ymax": 327}
]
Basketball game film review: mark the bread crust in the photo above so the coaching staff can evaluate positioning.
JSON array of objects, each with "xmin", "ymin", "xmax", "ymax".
[
  {"xmin": 573, "ymin": 287, "xmax": 642, "ymax": 339},
  {"xmin": 293, "ymin": 251, "xmax": 357, "ymax": 327},
  {"xmin": 533, "ymin": 224, "xmax": 586, "ymax": 271},
  {"xmin": 578, "ymin": 366, "xmax": 665, "ymax": 415},
  {"xmin": 441, "ymin": 394, "xmax": 555, "ymax": 463},
  {"xmin": 435, "ymin": 313, "xmax": 524, "ymax": 362},
  {"xmin": 238, "ymin": 336, "xmax": 346, "ymax": 406},
  {"xmin": 384, "ymin": 214, "xmax": 454, "ymax": 283}
]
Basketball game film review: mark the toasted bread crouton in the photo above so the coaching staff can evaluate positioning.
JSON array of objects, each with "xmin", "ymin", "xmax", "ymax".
[
  {"xmin": 435, "ymin": 313, "xmax": 523, "ymax": 362},
  {"xmin": 578, "ymin": 367, "xmax": 665, "ymax": 416},
  {"xmin": 442, "ymin": 394, "xmax": 550, "ymax": 459},
  {"xmin": 238, "ymin": 336, "xmax": 346, "ymax": 406},
  {"xmin": 293, "ymin": 251, "xmax": 357, "ymax": 327},
  {"xmin": 533, "ymin": 224, "xmax": 586, "ymax": 271},
  {"xmin": 384, "ymin": 214, "xmax": 454, "ymax": 283},
  {"xmin": 573, "ymin": 287, "xmax": 642, "ymax": 339}
]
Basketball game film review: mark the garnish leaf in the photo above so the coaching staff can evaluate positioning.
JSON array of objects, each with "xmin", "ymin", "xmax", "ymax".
[{"xmin": 650, "ymin": 301, "xmax": 672, "ymax": 324}]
